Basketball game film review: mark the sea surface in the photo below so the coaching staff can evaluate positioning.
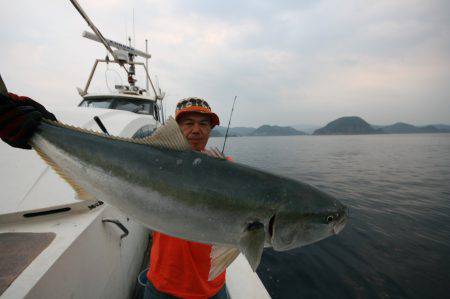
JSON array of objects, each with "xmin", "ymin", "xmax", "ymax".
[{"xmin": 208, "ymin": 133, "xmax": 450, "ymax": 299}]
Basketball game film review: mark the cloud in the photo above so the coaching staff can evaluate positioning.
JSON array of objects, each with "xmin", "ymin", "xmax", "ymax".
[{"xmin": 1, "ymin": 0, "xmax": 449, "ymax": 126}]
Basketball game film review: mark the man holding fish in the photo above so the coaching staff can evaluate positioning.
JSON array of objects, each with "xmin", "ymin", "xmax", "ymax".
[
  {"xmin": 145, "ymin": 98, "xmax": 230, "ymax": 298},
  {"xmin": 0, "ymin": 93, "xmax": 230, "ymax": 298},
  {"xmin": 0, "ymin": 87, "xmax": 348, "ymax": 299}
]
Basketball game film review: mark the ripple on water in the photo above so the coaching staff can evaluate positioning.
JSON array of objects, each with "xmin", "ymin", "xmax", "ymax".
[{"xmin": 209, "ymin": 134, "xmax": 450, "ymax": 298}]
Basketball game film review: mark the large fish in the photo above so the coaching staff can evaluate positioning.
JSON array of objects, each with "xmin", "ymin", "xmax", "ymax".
[
  {"xmin": 26, "ymin": 117, "xmax": 347, "ymax": 279},
  {"xmin": 30, "ymin": 119, "xmax": 347, "ymax": 279}
]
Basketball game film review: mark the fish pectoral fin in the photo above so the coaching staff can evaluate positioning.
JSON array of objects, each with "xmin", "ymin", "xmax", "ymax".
[
  {"xmin": 208, "ymin": 245, "xmax": 240, "ymax": 281},
  {"xmin": 140, "ymin": 117, "xmax": 191, "ymax": 151},
  {"xmin": 32, "ymin": 142, "xmax": 95, "ymax": 201},
  {"xmin": 238, "ymin": 221, "xmax": 266, "ymax": 272}
]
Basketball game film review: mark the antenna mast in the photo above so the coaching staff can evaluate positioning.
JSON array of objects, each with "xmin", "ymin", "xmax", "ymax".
[
  {"xmin": 69, "ymin": 0, "xmax": 166, "ymax": 124},
  {"xmin": 145, "ymin": 39, "xmax": 149, "ymax": 91},
  {"xmin": 132, "ymin": 8, "xmax": 136, "ymax": 47}
]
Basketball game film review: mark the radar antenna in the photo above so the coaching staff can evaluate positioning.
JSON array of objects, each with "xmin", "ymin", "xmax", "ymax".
[{"xmin": 68, "ymin": 0, "xmax": 165, "ymax": 119}]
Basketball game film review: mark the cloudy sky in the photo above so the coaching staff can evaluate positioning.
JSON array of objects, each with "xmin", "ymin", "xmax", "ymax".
[{"xmin": 1, "ymin": 0, "xmax": 449, "ymax": 127}]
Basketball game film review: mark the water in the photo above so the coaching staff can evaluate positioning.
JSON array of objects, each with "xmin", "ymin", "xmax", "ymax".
[
  {"xmin": 208, "ymin": 134, "xmax": 450, "ymax": 299},
  {"xmin": 1, "ymin": 133, "xmax": 448, "ymax": 298}
]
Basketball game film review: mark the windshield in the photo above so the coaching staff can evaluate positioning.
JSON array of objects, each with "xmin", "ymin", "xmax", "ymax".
[
  {"xmin": 132, "ymin": 124, "xmax": 155, "ymax": 139},
  {"xmin": 80, "ymin": 99, "xmax": 112, "ymax": 109},
  {"xmin": 79, "ymin": 97, "xmax": 155, "ymax": 115}
]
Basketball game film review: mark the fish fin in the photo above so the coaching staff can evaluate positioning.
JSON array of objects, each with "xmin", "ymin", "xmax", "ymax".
[
  {"xmin": 42, "ymin": 118, "xmax": 190, "ymax": 151},
  {"xmin": 238, "ymin": 222, "xmax": 265, "ymax": 272},
  {"xmin": 202, "ymin": 147, "xmax": 226, "ymax": 160},
  {"xmin": 208, "ymin": 245, "xmax": 240, "ymax": 281},
  {"xmin": 140, "ymin": 117, "xmax": 191, "ymax": 151},
  {"xmin": 32, "ymin": 143, "xmax": 95, "ymax": 201}
]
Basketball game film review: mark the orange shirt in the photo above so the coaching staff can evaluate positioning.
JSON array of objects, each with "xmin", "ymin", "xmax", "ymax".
[{"xmin": 147, "ymin": 232, "xmax": 226, "ymax": 299}]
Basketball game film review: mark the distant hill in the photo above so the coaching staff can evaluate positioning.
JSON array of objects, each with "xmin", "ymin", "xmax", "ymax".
[
  {"xmin": 419, "ymin": 125, "xmax": 442, "ymax": 133},
  {"xmin": 431, "ymin": 124, "xmax": 450, "ymax": 132},
  {"xmin": 314, "ymin": 116, "xmax": 381, "ymax": 135},
  {"xmin": 212, "ymin": 126, "xmax": 226, "ymax": 136},
  {"xmin": 380, "ymin": 122, "xmax": 419, "ymax": 134},
  {"xmin": 251, "ymin": 125, "xmax": 306, "ymax": 136},
  {"xmin": 210, "ymin": 129, "xmax": 223, "ymax": 137},
  {"xmin": 380, "ymin": 122, "xmax": 441, "ymax": 134},
  {"xmin": 291, "ymin": 124, "xmax": 321, "ymax": 135},
  {"xmin": 212, "ymin": 120, "xmax": 450, "ymax": 138},
  {"xmin": 211, "ymin": 126, "xmax": 235, "ymax": 137},
  {"xmin": 231, "ymin": 127, "xmax": 256, "ymax": 136},
  {"xmin": 211, "ymin": 126, "xmax": 255, "ymax": 137}
]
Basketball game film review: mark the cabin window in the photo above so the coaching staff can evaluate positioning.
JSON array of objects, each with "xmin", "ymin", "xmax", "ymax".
[
  {"xmin": 132, "ymin": 125, "xmax": 155, "ymax": 138},
  {"xmin": 115, "ymin": 100, "xmax": 153, "ymax": 114},
  {"xmin": 79, "ymin": 99, "xmax": 113, "ymax": 109},
  {"xmin": 79, "ymin": 97, "xmax": 156, "ymax": 116}
]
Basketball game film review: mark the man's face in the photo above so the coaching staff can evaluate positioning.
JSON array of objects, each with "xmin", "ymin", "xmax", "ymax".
[{"xmin": 177, "ymin": 113, "xmax": 212, "ymax": 151}]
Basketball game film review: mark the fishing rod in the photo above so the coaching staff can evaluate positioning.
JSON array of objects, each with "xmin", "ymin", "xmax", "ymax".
[
  {"xmin": 221, "ymin": 95, "xmax": 237, "ymax": 154},
  {"xmin": 68, "ymin": 0, "xmax": 117, "ymax": 61}
]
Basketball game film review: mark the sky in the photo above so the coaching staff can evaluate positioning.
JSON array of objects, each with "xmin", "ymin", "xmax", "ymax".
[{"xmin": 1, "ymin": 0, "xmax": 449, "ymax": 127}]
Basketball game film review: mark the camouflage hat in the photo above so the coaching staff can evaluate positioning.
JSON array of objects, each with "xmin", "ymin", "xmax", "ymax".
[{"xmin": 175, "ymin": 97, "xmax": 220, "ymax": 127}]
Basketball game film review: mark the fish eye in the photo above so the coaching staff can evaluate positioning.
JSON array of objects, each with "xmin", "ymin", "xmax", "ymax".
[{"xmin": 325, "ymin": 215, "xmax": 334, "ymax": 223}]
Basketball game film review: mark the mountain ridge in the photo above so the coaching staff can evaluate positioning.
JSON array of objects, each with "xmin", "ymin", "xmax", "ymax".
[
  {"xmin": 210, "ymin": 118, "xmax": 450, "ymax": 137},
  {"xmin": 314, "ymin": 117, "xmax": 450, "ymax": 135}
]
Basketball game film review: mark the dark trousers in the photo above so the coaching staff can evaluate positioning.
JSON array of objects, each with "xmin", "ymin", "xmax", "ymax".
[{"xmin": 143, "ymin": 279, "xmax": 229, "ymax": 299}]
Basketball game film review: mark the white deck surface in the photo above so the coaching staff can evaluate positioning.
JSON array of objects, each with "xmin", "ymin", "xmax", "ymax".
[
  {"xmin": 228, "ymin": 255, "xmax": 271, "ymax": 298},
  {"xmin": 0, "ymin": 202, "xmax": 149, "ymax": 299}
]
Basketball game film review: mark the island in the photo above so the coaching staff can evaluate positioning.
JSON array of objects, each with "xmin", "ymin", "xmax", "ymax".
[
  {"xmin": 380, "ymin": 122, "xmax": 442, "ymax": 134},
  {"xmin": 210, "ymin": 130, "xmax": 224, "ymax": 137},
  {"xmin": 211, "ymin": 126, "xmax": 256, "ymax": 137},
  {"xmin": 210, "ymin": 117, "xmax": 450, "ymax": 137},
  {"xmin": 211, "ymin": 125, "xmax": 305, "ymax": 137},
  {"xmin": 250, "ymin": 125, "xmax": 306, "ymax": 136},
  {"xmin": 313, "ymin": 116, "xmax": 381, "ymax": 135}
]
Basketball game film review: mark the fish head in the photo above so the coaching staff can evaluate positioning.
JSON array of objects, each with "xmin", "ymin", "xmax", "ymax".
[{"xmin": 269, "ymin": 184, "xmax": 348, "ymax": 251}]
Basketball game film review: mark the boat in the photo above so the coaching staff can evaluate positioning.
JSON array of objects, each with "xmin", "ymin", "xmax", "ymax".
[{"xmin": 0, "ymin": 1, "xmax": 270, "ymax": 298}]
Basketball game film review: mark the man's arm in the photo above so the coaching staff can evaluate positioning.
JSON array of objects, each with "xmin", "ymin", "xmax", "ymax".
[{"xmin": 0, "ymin": 93, "xmax": 56, "ymax": 149}]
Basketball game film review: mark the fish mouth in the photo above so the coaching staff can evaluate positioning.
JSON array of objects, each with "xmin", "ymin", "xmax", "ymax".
[{"xmin": 332, "ymin": 213, "xmax": 348, "ymax": 235}]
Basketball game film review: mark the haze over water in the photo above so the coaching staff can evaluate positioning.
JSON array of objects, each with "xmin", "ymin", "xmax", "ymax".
[{"xmin": 209, "ymin": 133, "xmax": 450, "ymax": 298}]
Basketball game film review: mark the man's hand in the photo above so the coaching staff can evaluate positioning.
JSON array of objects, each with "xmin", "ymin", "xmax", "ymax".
[{"xmin": 0, "ymin": 93, "xmax": 56, "ymax": 149}]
